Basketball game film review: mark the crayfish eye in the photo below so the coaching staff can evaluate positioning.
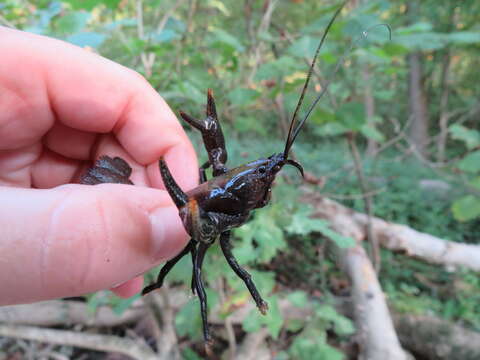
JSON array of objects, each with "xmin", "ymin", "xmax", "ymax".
[
  {"xmin": 273, "ymin": 165, "xmax": 281, "ymax": 172},
  {"xmin": 258, "ymin": 166, "xmax": 266, "ymax": 174}
]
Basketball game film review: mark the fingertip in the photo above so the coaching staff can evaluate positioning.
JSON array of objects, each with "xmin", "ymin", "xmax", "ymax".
[
  {"xmin": 149, "ymin": 204, "xmax": 189, "ymax": 261},
  {"xmin": 110, "ymin": 276, "xmax": 144, "ymax": 298}
]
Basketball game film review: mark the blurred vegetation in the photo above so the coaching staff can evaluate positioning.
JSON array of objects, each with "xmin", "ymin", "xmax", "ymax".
[{"xmin": 1, "ymin": 0, "xmax": 479, "ymax": 358}]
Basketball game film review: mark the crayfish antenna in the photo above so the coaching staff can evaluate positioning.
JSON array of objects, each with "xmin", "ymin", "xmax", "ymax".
[{"xmin": 283, "ymin": 2, "xmax": 345, "ymax": 158}]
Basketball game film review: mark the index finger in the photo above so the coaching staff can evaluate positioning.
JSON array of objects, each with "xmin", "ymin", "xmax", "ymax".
[{"xmin": 0, "ymin": 27, "xmax": 198, "ymax": 190}]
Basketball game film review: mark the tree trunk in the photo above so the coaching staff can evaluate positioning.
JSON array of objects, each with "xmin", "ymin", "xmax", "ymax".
[
  {"xmin": 408, "ymin": 51, "xmax": 429, "ymax": 157},
  {"xmin": 407, "ymin": 1, "xmax": 429, "ymax": 158}
]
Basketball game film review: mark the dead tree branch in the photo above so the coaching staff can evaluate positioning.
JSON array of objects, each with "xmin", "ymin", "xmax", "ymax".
[
  {"xmin": 0, "ymin": 299, "xmax": 143, "ymax": 327},
  {"xmin": 0, "ymin": 324, "xmax": 157, "ymax": 360},
  {"xmin": 394, "ymin": 314, "xmax": 480, "ymax": 360},
  {"xmin": 307, "ymin": 193, "xmax": 480, "ymax": 272}
]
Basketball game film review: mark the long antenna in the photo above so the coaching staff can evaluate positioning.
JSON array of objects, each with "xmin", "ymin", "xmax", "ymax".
[
  {"xmin": 283, "ymin": 17, "xmax": 391, "ymax": 155},
  {"xmin": 283, "ymin": 2, "xmax": 346, "ymax": 158}
]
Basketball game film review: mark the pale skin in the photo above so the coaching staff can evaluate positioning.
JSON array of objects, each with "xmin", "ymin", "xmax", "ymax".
[{"xmin": 0, "ymin": 27, "xmax": 198, "ymax": 305}]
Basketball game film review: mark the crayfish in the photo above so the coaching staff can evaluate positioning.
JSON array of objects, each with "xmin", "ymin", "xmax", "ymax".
[{"xmin": 81, "ymin": 3, "xmax": 346, "ymax": 350}]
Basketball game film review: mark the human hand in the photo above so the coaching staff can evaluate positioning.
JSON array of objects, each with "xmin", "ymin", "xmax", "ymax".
[{"xmin": 0, "ymin": 27, "xmax": 198, "ymax": 305}]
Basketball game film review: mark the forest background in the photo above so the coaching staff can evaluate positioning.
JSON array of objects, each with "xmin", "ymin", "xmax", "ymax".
[{"xmin": 0, "ymin": 0, "xmax": 479, "ymax": 359}]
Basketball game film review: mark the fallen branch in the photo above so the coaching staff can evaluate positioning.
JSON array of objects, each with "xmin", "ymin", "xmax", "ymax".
[
  {"xmin": 338, "ymin": 245, "xmax": 409, "ymax": 360},
  {"xmin": 0, "ymin": 324, "xmax": 157, "ymax": 360},
  {"xmin": 394, "ymin": 314, "xmax": 480, "ymax": 360},
  {"xmin": 307, "ymin": 193, "xmax": 480, "ymax": 272},
  {"xmin": 0, "ymin": 299, "xmax": 144, "ymax": 327}
]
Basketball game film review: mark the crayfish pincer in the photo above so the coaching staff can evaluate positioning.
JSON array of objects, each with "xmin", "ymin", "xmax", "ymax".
[{"xmin": 81, "ymin": 3, "xmax": 346, "ymax": 351}]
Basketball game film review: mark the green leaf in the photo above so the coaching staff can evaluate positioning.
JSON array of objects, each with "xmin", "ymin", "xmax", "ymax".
[
  {"xmin": 285, "ymin": 318, "xmax": 305, "ymax": 332},
  {"xmin": 67, "ymin": 32, "xmax": 105, "ymax": 48},
  {"xmin": 310, "ymin": 106, "xmax": 336, "ymax": 125},
  {"xmin": 470, "ymin": 177, "xmax": 480, "ymax": 191},
  {"xmin": 255, "ymin": 56, "xmax": 300, "ymax": 81},
  {"xmin": 360, "ymin": 124, "xmax": 385, "ymax": 142},
  {"xmin": 397, "ymin": 22, "xmax": 433, "ymax": 35},
  {"xmin": 233, "ymin": 116, "xmax": 268, "ymax": 136},
  {"xmin": 336, "ymin": 102, "xmax": 365, "ymax": 131},
  {"xmin": 394, "ymin": 32, "xmax": 447, "ymax": 51},
  {"xmin": 382, "ymin": 42, "xmax": 409, "ymax": 56},
  {"xmin": 227, "ymin": 88, "xmax": 260, "ymax": 106},
  {"xmin": 287, "ymin": 291, "xmax": 309, "ymax": 307},
  {"xmin": 175, "ymin": 299, "xmax": 202, "ymax": 339},
  {"xmin": 56, "ymin": 11, "xmax": 90, "ymax": 34},
  {"xmin": 289, "ymin": 337, "xmax": 344, "ymax": 360},
  {"xmin": 315, "ymin": 122, "xmax": 348, "ymax": 136},
  {"xmin": 452, "ymin": 195, "xmax": 480, "ymax": 222},
  {"xmin": 242, "ymin": 295, "xmax": 283, "ymax": 339},
  {"xmin": 64, "ymin": 0, "xmax": 121, "ymax": 10},
  {"xmin": 449, "ymin": 124, "xmax": 480, "ymax": 149},
  {"xmin": 166, "ymin": 253, "xmax": 192, "ymax": 283},
  {"xmin": 447, "ymin": 32, "xmax": 480, "ymax": 45},
  {"xmin": 287, "ymin": 207, "xmax": 355, "ymax": 248},
  {"xmin": 254, "ymin": 216, "xmax": 287, "ymax": 262},
  {"xmin": 86, "ymin": 292, "xmax": 109, "ymax": 314},
  {"xmin": 315, "ymin": 304, "xmax": 355, "ymax": 336},
  {"xmin": 209, "ymin": 28, "xmax": 244, "ymax": 53},
  {"xmin": 208, "ymin": 0, "xmax": 231, "ymax": 16},
  {"xmin": 287, "ymin": 35, "xmax": 316, "ymax": 58},
  {"xmin": 249, "ymin": 270, "xmax": 276, "ymax": 295},
  {"xmin": 111, "ymin": 294, "xmax": 141, "ymax": 315},
  {"xmin": 151, "ymin": 29, "xmax": 179, "ymax": 43},
  {"xmin": 458, "ymin": 151, "xmax": 480, "ymax": 173}
]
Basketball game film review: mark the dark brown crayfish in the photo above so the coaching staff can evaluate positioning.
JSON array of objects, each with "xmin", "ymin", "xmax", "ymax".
[{"xmin": 82, "ymin": 4, "xmax": 346, "ymax": 349}]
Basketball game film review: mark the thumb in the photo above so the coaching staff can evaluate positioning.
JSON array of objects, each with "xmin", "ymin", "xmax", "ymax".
[{"xmin": 0, "ymin": 183, "xmax": 187, "ymax": 305}]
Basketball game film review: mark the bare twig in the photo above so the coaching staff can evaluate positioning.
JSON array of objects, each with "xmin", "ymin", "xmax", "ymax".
[
  {"xmin": 247, "ymin": 0, "xmax": 279, "ymax": 84},
  {"xmin": 0, "ymin": 14, "xmax": 15, "ymax": 28},
  {"xmin": 157, "ymin": 0, "xmax": 187, "ymax": 33},
  {"xmin": 217, "ymin": 278, "xmax": 237, "ymax": 359}
]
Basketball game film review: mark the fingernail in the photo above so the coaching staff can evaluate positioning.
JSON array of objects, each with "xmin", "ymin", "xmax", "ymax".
[{"xmin": 149, "ymin": 205, "xmax": 188, "ymax": 262}]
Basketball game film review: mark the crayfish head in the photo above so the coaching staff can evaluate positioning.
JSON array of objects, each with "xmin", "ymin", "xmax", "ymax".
[
  {"xmin": 250, "ymin": 153, "xmax": 304, "ymax": 209},
  {"xmin": 265, "ymin": 153, "xmax": 304, "ymax": 179}
]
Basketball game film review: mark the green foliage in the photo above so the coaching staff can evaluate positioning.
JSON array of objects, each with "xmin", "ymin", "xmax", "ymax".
[
  {"xmin": 5, "ymin": 0, "xmax": 480, "ymax": 356},
  {"xmin": 175, "ymin": 288, "xmax": 219, "ymax": 340},
  {"xmin": 243, "ymin": 295, "xmax": 283, "ymax": 338},
  {"xmin": 382, "ymin": 252, "xmax": 480, "ymax": 331},
  {"xmin": 287, "ymin": 206, "xmax": 355, "ymax": 248},
  {"xmin": 287, "ymin": 296, "xmax": 355, "ymax": 360},
  {"xmin": 457, "ymin": 151, "xmax": 480, "ymax": 173},
  {"xmin": 86, "ymin": 291, "xmax": 141, "ymax": 315},
  {"xmin": 452, "ymin": 195, "xmax": 480, "ymax": 222},
  {"xmin": 449, "ymin": 124, "xmax": 480, "ymax": 150}
]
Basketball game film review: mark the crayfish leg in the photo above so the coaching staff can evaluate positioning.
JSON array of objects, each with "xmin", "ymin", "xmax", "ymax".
[
  {"xmin": 193, "ymin": 241, "xmax": 213, "ymax": 344},
  {"xmin": 220, "ymin": 231, "xmax": 269, "ymax": 315},
  {"xmin": 141, "ymin": 240, "xmax": 195, "ymax": 296}
]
